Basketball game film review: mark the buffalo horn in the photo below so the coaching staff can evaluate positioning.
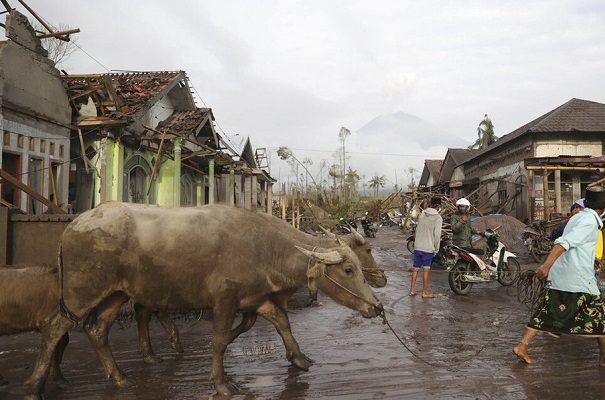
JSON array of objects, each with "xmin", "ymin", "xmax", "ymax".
[
  {"xmin": 350, "ymin": 228, "xmax": 366, "ymax": 245},
  {"xmin": 318, "ymin": 225, "xmax": 336, "ymax": 238},
  {"xmin": 336, "ymin": 236, "xmax": 348, "ymax": 247},
  {"xmin": 296, "ymin": 246, "xmax": 343, "ymax": 265}
]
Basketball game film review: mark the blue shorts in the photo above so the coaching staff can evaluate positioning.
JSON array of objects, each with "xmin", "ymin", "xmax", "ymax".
[{"xmin": 413, "ymin": 250, "xmax": 434, "ymax": 268}]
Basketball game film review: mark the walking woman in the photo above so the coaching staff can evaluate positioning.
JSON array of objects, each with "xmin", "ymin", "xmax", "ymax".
[{"xmin": 513, "ymin": 186, "xmax": 605, "ymax": 365}]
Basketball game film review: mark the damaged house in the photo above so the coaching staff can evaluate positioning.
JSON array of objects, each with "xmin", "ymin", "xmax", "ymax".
[
  {"xmin": 418, "ymin": 159, "xmax": 443, "ymax": 190},
  {"xmin": 459, "ymin": 98, "xmax": 605, "ymax": 221},
  {"xmin": 0, "ymin": 10, "xmax": 70, "ymax": 213},
  {"xmin": 64, "ymin": 71, "xmax": 274, "ymax": 213}
]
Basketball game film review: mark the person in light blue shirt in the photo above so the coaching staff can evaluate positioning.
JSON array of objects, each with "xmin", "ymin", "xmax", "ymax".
[{"xmin": 513, "ymin": 186, "xmax": 605, "ymax": 366}]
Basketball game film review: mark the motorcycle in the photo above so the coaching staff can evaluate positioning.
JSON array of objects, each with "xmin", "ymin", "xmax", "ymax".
[
  {"xmin": 360, "ymin": 213, "xmax": 377, "ymax": 238},
  {"xmin": 431, "ymin": 232, "xmax": 455, "ymax": 269},
  {"xmin": 381, "ymin": 210, "xmax": 402, "ymax": 227},
  {"xmin": 521, "ymin": 220, "xmax": 554, "ymax": 263},
  {"xmin": 406, "ymin": 220, "xmax": 417, "ymax": 253},
  {"xmin": 335, "ymin": 217, "xmax": 358, "ymax": 235},
  {"xmin": 448, "ymin": 229, "xmax": 520, "ymax": 295}
]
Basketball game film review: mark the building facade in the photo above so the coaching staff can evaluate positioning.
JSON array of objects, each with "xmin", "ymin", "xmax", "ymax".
[{"xmin": 0, "ymin": 10, "xmax": 71, "ymax": 213}]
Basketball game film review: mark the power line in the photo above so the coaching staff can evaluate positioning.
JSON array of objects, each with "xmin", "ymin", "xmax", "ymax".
[
  {"xmin": 71, "ymin": 41, "xmax": 110, "ymax": 72},
  {"xmin": 33, "ymin": 11, "xmax": 110, "ymax": 72},
  {"xmin": 266, "ymin": 147, "xmax": 442, "ymax": 158},
  {"xmin": 185, "ymin": 77, "xmax": 242, "ymax": 154}
]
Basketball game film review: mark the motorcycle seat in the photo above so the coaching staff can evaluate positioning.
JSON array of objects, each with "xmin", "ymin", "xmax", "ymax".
[{"xmin": 452, "ymin": 245, "xmax": 484, "ymax": 256}]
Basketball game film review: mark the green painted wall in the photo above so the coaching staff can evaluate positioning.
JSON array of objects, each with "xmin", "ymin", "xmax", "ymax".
[
  {"xmin": 95, "ymin": 137, "xmax": 206, "ymax": 208},
  {"xmin": 104, "ymin": 138, "xmax": 123, "ymax": 201},
  {"xmin": 156, "ymin": 158, "xmax": 175, "ymax": 206}
]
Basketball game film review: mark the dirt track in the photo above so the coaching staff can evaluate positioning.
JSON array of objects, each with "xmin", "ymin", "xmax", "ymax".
[{"xmin": 2, "ymin": 226, "xmax": 605, "ymax": 399}]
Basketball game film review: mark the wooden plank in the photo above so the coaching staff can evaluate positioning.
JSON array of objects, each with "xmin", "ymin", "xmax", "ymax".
[
  {"xmin": 496, "ymin": 191, "xmax": 519, "ymax": 214},
  {"xmin": 543, "ymin": 170, "xmax": 550, "ymax": 221},
  {"xmin": 37, "ymin": 28, "xmax": 80, "ymax": 39},
  {"xmin": 147, "ymin": 128, "xmax": 167, "ymax": 196},
  {"xmin": 554, "ymin": 169, "xmax": 561, "ymax": 214},
  {"xmin": 0, "ymin": 169, "xmax": 65, "ymax": 213},
  {"xmin": 69, "ymin": 85, "xmax": 104, "ymax": 101},
  {"xmin": 527, "ymin": 165, "xmax": 605, "ymax": 172},
  {"xmin": 181, "ymin": 163, "xmax": 205, "ymax": 176},
  {"xmin": 49, "ymin": 165, "xmax": 58, "ymax": 206},
  {"xmin": 588, "ymin": 176, "xmax": 605, "ymax": 187},
  {"xmin": 477, "ymin": 189, "xmax": 499, "ymax": 210},
  {"xmin": 78, "ymin": 128, "xmax": 90, "ymax": 174},
  {"xmin": 528, "ymin": 170, "xmax": 534, "ymax": 222},
  {"xmin": 181, "ymin": 149, "xmax": 216, "ymax": 161},
  {"xmin": 77, "ymin": 118, "xmax": 128, "ymax": 127},
  {"xmin": 0, "ymin": 207, "xmax": 7, "ymax": 265},
  {"xmin": 1, "ymin": 0, "xmax": 12, "ymax": 12},
  {"xmin": 16, "ymin": 0, "xmax": 56, "ymax": 37}
]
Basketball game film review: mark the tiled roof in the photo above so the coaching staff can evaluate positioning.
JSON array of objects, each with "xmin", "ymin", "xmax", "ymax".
[
  {"xmin": 155, "ymin": 108, "xmax": 213, "ymax": 137},
  {"xmin": 109, "ymin": 71, "xmax": 182, "ymax": 115},
  {"xmin": 63, "ymin": 71, "xmax": 184, "ymax": 122},
  {"xmin": 463, "ymin": 98, "xmax": 605, "ymax": 165}
]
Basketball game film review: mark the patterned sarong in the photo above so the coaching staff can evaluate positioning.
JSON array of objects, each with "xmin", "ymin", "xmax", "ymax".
[{"xmin": 528, "ymin": 288, "xmax": 605, "ymax": 336}]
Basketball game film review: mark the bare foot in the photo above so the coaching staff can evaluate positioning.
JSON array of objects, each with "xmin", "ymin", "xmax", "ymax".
[
  {"xmin": 422, "ymin": 293, "xmax": 435, "ymax": 299},
  {"xmin": 513, "ymin": 345, "xmax": 533, "ymax": 364},
  {"xmin": 409, "ymin": 291, "xmax": 416, "ymax": 296}
]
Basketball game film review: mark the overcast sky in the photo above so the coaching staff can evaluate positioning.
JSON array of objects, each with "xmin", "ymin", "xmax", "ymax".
[{"xmin": 20, "ymin": 0, "xmax": 605, "ymax": 188}]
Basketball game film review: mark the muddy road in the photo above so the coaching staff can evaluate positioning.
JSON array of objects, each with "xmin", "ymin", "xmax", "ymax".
[{"xmin": 2, "ymin": 227, "xmax": 605, "ymax": 399}]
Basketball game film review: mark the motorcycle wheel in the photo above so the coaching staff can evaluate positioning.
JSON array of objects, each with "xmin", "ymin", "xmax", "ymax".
[
  {"xmin": 498, "ymin": 258, "xmax": 520, "ymax": 286},
  {"xmin": 530, "ymin": 247, "xmax": 547, "ymax": 264},
  {"xmin": 448, "ymin": 260, "xmax": 473, "ymax": 295},
  {"xmin": 406, "ymin": 239, "xmax": 414, "ymax": 253}
]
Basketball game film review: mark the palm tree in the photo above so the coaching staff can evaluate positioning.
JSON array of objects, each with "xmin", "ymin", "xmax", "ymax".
[
  {"xmin": 344, "ymin": 167, "xmax": 361, "ymax": 200},
  {"xmin": 328, "ymin": 164, "xmax": 341, "ymax": 191},
  {"xmin": 469, "ymin": 114, "xmax": 498, "ymax": 150},
  {"xmin": 368, "ymin": 175, "xmax": 386, "ymax": 197}
]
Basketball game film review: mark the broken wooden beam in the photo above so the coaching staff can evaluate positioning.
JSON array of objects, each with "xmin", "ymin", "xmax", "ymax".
[
  {"xmin": 36, "ymin": 28, "xmax": 80, "ymax": 39},
  {"xmin": 147, "ymin": 128, "xmax": 167, "ymax": 196},
  {"xmin": 0, "ymin": 168, "xmax": 65, "ymax": 213}
]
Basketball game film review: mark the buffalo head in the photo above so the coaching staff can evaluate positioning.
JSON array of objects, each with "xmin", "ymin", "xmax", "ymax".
[{"xmin": 296, "ymin": 246, "xmax": 383, "ymax": 318}]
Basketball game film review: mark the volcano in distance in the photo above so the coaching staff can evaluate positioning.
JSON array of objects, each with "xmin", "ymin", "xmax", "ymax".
[{"xmin": 356, "ymin": 112, "xmax": 466, "ymax": 149}]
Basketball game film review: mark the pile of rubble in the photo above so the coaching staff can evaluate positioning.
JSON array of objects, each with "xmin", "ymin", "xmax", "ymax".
[{"xmin": 471, "ymin": 214, "xmax": 529, "ymax": 257}]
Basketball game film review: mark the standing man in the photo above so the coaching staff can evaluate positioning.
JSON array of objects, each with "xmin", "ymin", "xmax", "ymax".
[
  {"xmin": 550, "ymin": 198, "xmax": 585, "ymax": 240},
  {"xmin": 451, "ymin": 198, "xmax": 474, "ymax": 249},
  {"xmin": 410, "ymin": 198, "xmax": 443, "ymax": 299},
  {"xmin": 513, "ymin": 186, "xmax": 605, "ymax": 365}
]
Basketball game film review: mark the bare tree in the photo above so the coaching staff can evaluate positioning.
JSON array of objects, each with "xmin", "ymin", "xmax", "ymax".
[
  {"xmin": 277, "ymin": 146, "xmax": 317, "ymax": 190},
  {"xmin": 30, "ymin": 20, "xmax": 79, "ymax": 66},
  {"xmin": 406, "ymin": 167, "xmax": 419, "ymax": 191}
]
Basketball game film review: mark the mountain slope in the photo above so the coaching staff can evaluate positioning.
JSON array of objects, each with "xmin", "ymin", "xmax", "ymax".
[{"xmin": 357, "ymin": 112, "xmax": 465, "ymax": 149}]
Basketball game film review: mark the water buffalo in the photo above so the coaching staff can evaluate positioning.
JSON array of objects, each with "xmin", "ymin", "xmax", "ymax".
[
  {"xmin": 0, "ymin": 266, "xmax": 68, "ymax": 385},
  {"xmin": 24, "ymin": 202, "xmax": 383, "ymax": 398},
  {"xmin": 0, "ymin": 265, "xmax": 182, "ymax": 389}
]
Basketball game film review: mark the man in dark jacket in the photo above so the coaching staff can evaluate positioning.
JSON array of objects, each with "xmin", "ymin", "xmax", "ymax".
[
  {"xmin": 451, "ymin": 198, "xmax": 474, "ymax": 248},
  {"xmin": 550, "ymin": 199, "xmax": 585, "ymax": 241}
]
